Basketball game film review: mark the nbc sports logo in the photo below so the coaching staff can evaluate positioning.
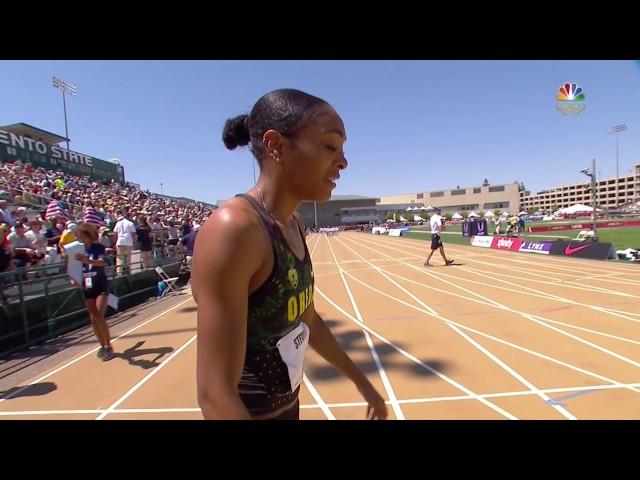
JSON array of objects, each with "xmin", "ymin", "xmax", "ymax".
[{"xmin": 556, "ymin": 82, "xmax": 586, "ymax": 115}]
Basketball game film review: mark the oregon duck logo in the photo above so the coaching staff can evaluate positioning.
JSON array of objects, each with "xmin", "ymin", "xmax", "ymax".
[{"xmin": 288, "ymin": 268, "xmax": 299, "ymax": 289}]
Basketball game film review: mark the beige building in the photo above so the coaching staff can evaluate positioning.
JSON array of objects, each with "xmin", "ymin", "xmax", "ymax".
[
  {"xmin": 520, "ymin": 163, "xmax": 640, "ymax": 212},
  {"xmin": 378, "ymin": 182, "xmax": 521, "ymax": 214},
  {"xmin": 298, "ymin": 195, "xmax": 378, "ymax": 227}
]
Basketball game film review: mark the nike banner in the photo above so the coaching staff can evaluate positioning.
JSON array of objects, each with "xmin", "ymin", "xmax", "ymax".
[{"xmin": 549, "ymin": 240, "xmax": 617, "ymax": 260}]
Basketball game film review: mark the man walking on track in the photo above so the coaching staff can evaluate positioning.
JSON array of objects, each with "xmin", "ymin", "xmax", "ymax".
[{"xmin": 424, "ymin": 208, "xmax": 454, "ymax": 267}]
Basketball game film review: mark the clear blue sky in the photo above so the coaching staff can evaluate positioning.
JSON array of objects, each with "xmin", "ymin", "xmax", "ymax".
[{"xmin": 1, "ymin": 60, "xmax": 639, "ymax": 204}]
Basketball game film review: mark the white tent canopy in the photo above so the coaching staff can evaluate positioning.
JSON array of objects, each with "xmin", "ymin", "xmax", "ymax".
[
  {"xmin": 484, "ymin": 210, "xmax": 496, "ymax": 218},
  {"xmin": 518, "ymin": 211, "xmax": 528, "ymax": 216},
  {"xmin": 500, "ymin": 211, "xmax": 510, "ymax": 217},
  {"xmin": 413, "ymin": 215, "xmax": 425, "ymax": 221},
  {"xmin": 555, "ymin": 203, "xmax": 602, "ymax": 214},
  {"xmin": 405, "ymin": 207, "xmax": 413, "ymax": 211},
  {"xmin": 399, "ymin": 215, "xmax": 408, "ymax": 222},
  {"xmin": 452, "ymin": 212, "xmax": 463, "ymax": 220},
  {"xmin": 420, "ymin": 206, "xmax": 428, "ymax": 211},
  {"xmin": 468, "ymin": 211, "xmax": 479, "ymax": 218}
]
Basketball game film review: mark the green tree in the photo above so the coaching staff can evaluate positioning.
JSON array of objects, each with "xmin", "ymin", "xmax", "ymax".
[{"xmin": 444, "ymin": 213, "xmax": 453, "ymax": 221}]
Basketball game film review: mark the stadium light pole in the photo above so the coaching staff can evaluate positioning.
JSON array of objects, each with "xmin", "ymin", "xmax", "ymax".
[
  {"xmin": 52, "ymin": 77, "xmax": 77, "ymax": 153},
  {"xmin": 160, "ymin": 182, "xmax": 163, "ymax": 194},
  {"xmin": 608, "ymin": 123, "xmax": 629, "ymax": 210},
  {"xmin": 580, "ymin": 158, "xmax": 598, "ymax": 241}
]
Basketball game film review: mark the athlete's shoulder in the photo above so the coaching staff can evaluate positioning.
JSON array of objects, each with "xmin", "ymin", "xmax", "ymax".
[{"xmin": 201, "ymin": 196, "xmax": 263, "ymax": 238}]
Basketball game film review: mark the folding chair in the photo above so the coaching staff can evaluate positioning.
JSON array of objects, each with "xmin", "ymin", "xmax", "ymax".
[
  {"xmin": 155, "ymin": 266, "xmax": 180, "ymax": 297},
  {"xmin": 575, "ymin": 230, "xmax": 595, "ymax": 241}
]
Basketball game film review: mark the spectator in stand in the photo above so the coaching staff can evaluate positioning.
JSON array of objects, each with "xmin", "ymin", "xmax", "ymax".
[
  {"xmin": 136, "ymin": 215, "xmax": 153, "ymax": 269},
  {"xmin": 8, "ymin": 221, "xmax": 45, "ymax": 268},
  {"xmin": 113, "ymin": 210, "xmax": 137, "ymax": 275},
  {"xmin": 166, "ymin": 220, "xmax": 179, "ymax": 257},
  {"xmin": 180, "ymin": 224, "xmax": 199, "ymax": 270}
]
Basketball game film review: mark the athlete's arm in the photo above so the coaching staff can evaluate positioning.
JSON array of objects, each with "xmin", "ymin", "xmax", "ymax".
[
  {"xmin": 192, "ymin": 206, "xmax": 265, "ymax": 420},
  {"xmin": 303, "ymin": 304, "xmax": 388, "ymax": 419}
]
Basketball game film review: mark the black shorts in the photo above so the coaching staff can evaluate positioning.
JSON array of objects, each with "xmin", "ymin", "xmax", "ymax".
[
  {"xmin": 431, "ymin": 234, "xmax": 443, "ymax": 250},
  {"xmin": 167, "ymin": 238, "xmax": 179, "ymax": 246},
  {"xmin": 83, "ymin": 278, "xmax": 109, "ymax": 299}
]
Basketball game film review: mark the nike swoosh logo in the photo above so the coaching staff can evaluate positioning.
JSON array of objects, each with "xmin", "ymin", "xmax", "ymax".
[{"xmin": 565, "ymin": 244, "xmax": 591, "ymax": 255}]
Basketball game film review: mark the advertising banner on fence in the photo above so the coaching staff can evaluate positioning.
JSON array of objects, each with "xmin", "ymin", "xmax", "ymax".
[
  {"xmin": 471, "ymin": 236, "xmax": 494, "ymax": 248},
  {"xmin": 549, "ymin": 240, "xmax": 617, "ymax": 260},
  {"xmin": 518, "ymin": 241, "xmax": 553, "ymax": 255},
  {"xmin": 389, "ymin": 228, "xmax": 404, "ymax": 237},
  {"xmin": 491, "ymin": 236, "xmax": 524, "ymax": 251}
]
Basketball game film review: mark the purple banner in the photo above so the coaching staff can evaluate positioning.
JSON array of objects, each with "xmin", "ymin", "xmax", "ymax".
[
  {"xmin": 476, "ymin": 219, "xmax": 488, "ymax": 236},
  {"xmin": 462, "ymin": 221, "xmax": 471, "ymax": 237},
  {"xmin": 518, "ymin": 241, "xmax": 553, "ymax": 255}
]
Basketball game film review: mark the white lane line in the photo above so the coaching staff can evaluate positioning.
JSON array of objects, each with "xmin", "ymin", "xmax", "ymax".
[
  {"xmin": 0, "ymin": 296, "xmax": 195, "ymax": 403},
  {"xmin": 302, "ymin": 374, "xmax": 336, "ymax": 420},
  {"xmin": 325, "ymin": 235, "xmax": 405, "ymax": 420},
  {"xmin": 350, "ymin": 235, "xmax": 640, "ymax": 367},
  {"xmin": 314, "ymin": 285, "xmax": 518, "ymax": 420},
  {"xmin": 95, "ymin": 334, "xmax": 198, "ymax": 420},
  {"xmin": 335, "ymin": 237, "xmax": 576, "ymax": 419}
]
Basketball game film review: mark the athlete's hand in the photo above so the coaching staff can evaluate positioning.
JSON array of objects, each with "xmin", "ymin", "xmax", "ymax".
[{"xmin": 358, "ymin": 381, "xmax": 388, "ymax": 420}]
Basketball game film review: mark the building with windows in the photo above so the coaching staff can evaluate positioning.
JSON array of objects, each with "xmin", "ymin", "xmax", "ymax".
[
  {"xmin": 378, "ymin": 182, "xmax": 521, "ymax": 214},
  {"xmin": 519, "ymin": 163, "xmax": 640, "ymax": 212}
]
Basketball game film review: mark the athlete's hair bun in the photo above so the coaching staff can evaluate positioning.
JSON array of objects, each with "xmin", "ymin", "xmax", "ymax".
[{"xmin": 222, "ymin": 114, "xmax": 251, "ymax": 150}]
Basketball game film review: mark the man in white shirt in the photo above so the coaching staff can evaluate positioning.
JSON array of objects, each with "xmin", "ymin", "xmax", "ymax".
[
  {"xmin": 425, "ymin": 208, "xmax": 454, "ymax": 267},
  {"xmin": 113, "ymin": 210, "xmax": 137, "ymax": 275},
  {"xmin": 8, "ymin": 221, "xmax": 45, "ymax": 268}
]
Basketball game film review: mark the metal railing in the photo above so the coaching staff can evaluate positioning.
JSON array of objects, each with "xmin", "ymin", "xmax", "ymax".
[{"xmin": 0, "ymin": 254, "xmax": 187, "ymax": 359}]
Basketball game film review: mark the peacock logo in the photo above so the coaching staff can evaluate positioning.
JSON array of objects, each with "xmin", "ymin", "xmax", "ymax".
[{"xmin": 556, "ymin": 82, "xmax": 586, "ymax": 115}]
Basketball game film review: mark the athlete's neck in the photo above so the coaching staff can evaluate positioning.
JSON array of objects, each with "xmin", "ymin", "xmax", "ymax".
[{"xmin": 250, "ymin": 176, "xmax": 299, "ymax": 224}]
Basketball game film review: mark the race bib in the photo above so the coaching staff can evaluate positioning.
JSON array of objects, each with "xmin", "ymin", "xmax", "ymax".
[
  {"xmin": 276, "ymin": 322, "xmax": 310, "ymax": 392},
  {"xmin": 84, "ymin": 276, "xmax": 93, "ymax": 289}
]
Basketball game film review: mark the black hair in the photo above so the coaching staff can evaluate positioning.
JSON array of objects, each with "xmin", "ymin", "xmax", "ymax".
[{"xmin": 222, "ymin": 88, "xmax": 329, "ymax": 164}]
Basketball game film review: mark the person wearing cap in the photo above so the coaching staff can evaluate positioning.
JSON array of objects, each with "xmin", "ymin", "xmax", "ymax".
[
  {"xmin": 7, "ymin": 221, "xmax": 44, "ymax": 268},
  {"xmin": 14, "ymin": 206, "xmax": 28, "ymax": 224},
  {"xmin": 424, "ymin": 208, "xmax": 454, "ymax": 267},
  {"xmin": 25, "ymin": 218, "xmax": 48, "ymax": 254},
  {"xmin": 73, "ymin": 223, "xmax": 114, "ymax": 361}
]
